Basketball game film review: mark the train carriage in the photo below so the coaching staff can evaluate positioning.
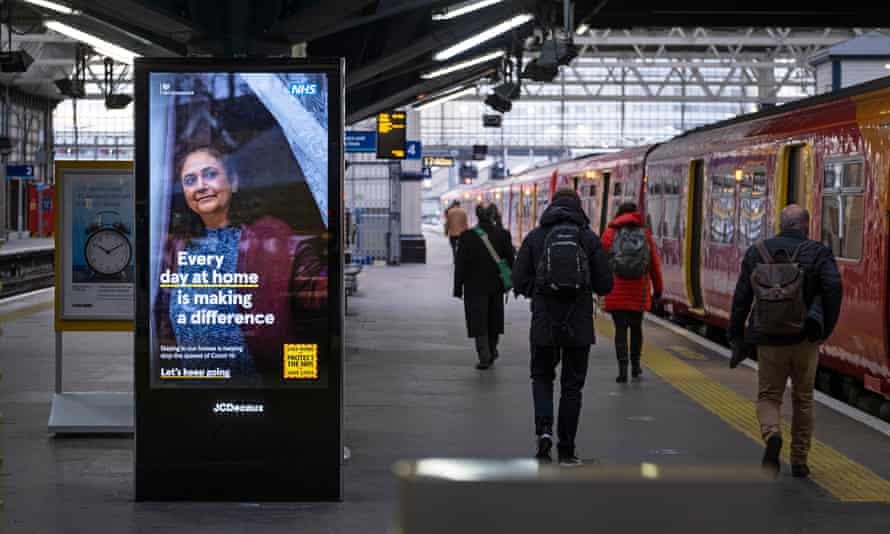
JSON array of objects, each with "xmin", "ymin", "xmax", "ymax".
[{"xmin": 439, "ymin": 75, "xmax": 890, "ymax": 404}]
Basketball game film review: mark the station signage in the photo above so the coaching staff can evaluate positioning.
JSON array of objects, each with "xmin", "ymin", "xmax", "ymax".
[
  {"xmin": 135, "ymin": 57, "xmax": 344, "ymax": 501},
  {"xmin": 345, "ymin": 131, "xmax": 376, "ymax": 153},
  {"xmin": 423, "ymin": 156, "xmax": 455, "ymax": 168},
  {"xmin": 6, "ymin": 164, "xmax": 35, "ymax": 179},
  {"xmin": 376, "ymin": 111, "xmax": 406, "ymax": 159},
  {"xmin": 405, "ymin": 140, "xmax": 422, "ymax": 160}
]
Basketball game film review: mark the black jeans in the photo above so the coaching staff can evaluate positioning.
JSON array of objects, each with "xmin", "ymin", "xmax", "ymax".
[
  {"xmin": 530, "ymin": 345, "xmax": 590, "ymax": 453},
  {"xmin": 449, "ymin": 236, "xmax": 459, "ymax": 259},
  {"xmin": 611, "ymin": 310, "xmax": 643, "ymax": 362}
]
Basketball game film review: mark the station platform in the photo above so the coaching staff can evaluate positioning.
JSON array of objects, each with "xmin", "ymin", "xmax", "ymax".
[
  {"xmin": 0, "ymin": 237, "xmax": 54, "ymax": 256},
  {"xmin": 1, "ymin": 231, "xmax": 889, "ymax": 532}
]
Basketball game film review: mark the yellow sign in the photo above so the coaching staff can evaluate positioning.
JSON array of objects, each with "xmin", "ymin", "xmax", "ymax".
[{"xmin": 283, "ymin": 344, "xmax": 318, "ymax": 379}]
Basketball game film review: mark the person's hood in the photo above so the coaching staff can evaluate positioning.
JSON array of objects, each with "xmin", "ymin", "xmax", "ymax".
[
  {"xmin": 540, "ymin": 195, "xmax": 589, "ymax": 227},
  {"xmin": 608, "ymin": 211, "xmax": 644, "ymax": 229}
]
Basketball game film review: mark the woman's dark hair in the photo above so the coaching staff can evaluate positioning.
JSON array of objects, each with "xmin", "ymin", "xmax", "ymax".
[
  {"xmin": 476, "ymin": 202, "xmax": 498, "ymax": 224},
  {"xmin": 617, "ymin": 202, "xmax": 638, "ymax": 216},
  {"xmin": 168, "ymin": 144, "xmax": 260, "ymax": 240}
]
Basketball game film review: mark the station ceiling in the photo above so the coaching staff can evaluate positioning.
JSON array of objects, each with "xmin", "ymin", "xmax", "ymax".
[{"xmin": 5, "ymin": 0, "xmax": 890, "ymax": 122}]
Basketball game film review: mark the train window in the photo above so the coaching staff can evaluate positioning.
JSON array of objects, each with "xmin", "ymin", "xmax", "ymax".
[
  {"xmin": 739, "ymin": 170, "xmax": 767, "ymax": 246},
  {"xmin": 646, "ymin": 176, "xmax": 664, "ymax": 236},
  {"xmin": 709, "ymin": 175, "xmax": 736, "ymax": 244},
  {"xmin": 537, "ymin": 183, "xmax": 550, "ymax": 217},
  {"xmin": 625, "ymin": 180, "xmax": 638, "ymax": 202},
  {"xmin": 821, "ymin": 158, "xmax": 864, "ymax": 259},
  {"xmin": 663, "ymin": 177, "xmax": 682, "ymax": 238}
]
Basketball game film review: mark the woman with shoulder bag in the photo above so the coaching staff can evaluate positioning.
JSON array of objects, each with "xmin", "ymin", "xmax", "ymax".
[{"xmin": 453, "ymin": 201, "xmax": 515, "ymax": 369}]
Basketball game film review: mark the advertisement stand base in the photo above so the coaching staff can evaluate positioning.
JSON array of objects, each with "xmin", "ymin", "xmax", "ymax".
[{"xmin": 48, "ymin": 392, "xmax": 134, "ymax": 434}]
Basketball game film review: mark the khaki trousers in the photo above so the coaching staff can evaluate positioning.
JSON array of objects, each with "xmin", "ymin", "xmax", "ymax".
[{"xmin": 756, "ymin": 341, "xmax": 820, "ymax": 465}]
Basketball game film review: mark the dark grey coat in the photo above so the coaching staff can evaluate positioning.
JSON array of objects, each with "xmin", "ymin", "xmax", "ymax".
[{"xmin": 512, "ymin": 196, "xmax": 613, "ymax": 347}]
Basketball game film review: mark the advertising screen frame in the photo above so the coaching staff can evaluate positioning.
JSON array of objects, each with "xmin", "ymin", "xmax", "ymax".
[{"xmin": 134, "ymin": 57, "xmax": 344, "ymax": 501}]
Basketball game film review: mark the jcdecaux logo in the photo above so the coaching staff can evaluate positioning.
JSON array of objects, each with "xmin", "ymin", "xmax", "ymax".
[
  {"xmin": 213, "ymin": 402, "xmax": 264, "ymax": 415},
  {"xmin": 289, "ymin": 81, "xmax": 318, "ymax": 96}
]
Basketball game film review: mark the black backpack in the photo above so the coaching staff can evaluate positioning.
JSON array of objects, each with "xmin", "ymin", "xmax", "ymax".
[
  {"xmin": 535, "ymin": 223, "xmax": 590, "ymax": 297},
  {"xmin": 609, "ymin": 225, "xmax": 650, "ymax": 279}
]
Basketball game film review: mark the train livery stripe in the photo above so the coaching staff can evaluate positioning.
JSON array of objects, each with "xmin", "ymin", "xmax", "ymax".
[{"xmin": 595, "ymin": 318, "xmax": 890, "ymax": 503}]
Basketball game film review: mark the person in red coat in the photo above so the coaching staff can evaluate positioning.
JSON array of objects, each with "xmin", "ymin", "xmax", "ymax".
[{"xmin": 600, "ymin": 202, "xmax": 664, "ymax": 383}]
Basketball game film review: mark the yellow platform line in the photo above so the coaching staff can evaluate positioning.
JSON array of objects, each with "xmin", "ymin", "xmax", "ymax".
[
  {"xmin": 0, "ymin": 301, "xmax": 53, "ymax": 324},
  {"xmin": 595, "ymin": 318, "xmax": 890, "ymax": 502}
]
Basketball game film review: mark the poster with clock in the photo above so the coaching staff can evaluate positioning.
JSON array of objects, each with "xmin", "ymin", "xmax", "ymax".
[{"xmin": 57, "ymin": 161, "xmax": 135, "ymax": 321}]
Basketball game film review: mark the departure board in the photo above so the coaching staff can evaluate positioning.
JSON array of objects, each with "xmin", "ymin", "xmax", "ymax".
[{"xmin": 376, "ymin": 111, "xmax": 406, "ymax": 159}]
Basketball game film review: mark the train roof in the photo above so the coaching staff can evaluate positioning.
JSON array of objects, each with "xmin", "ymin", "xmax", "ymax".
[{"xmin": 673, "ymin": 74, "xmax": 890, "ymax": 140}]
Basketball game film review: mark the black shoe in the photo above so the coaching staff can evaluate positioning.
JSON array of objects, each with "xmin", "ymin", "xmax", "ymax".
[
  {"xmin": 761, "ymin": 436, "xmax": 782, "ymax": 478},
  {"xmin": 490, "ymin": 348, "xmax": 499, "ymax": 363},
  {"xmin": 631, "ymin": 359, "xmax": 643, "ymax": 379},
  {"xmin": 475, "ymin": 361, "xmax": 491, "ymax": 370},
  {"xmin": 558, "ymin": 453, "xmax": 583, "ymax": 467},
  {"xmin": 791, "ymin": 464, "xmax": 810, "ymax": 478},
  {"xmin": 535, "ymin": 434, "xmax": 553, "ymax": 462},
  {"xmin": 616, "ymin": 361, "xmax": 629, "ymax": 383}
]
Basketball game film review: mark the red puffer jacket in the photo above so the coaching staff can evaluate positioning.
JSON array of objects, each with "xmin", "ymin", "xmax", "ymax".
[{"xmin": 600, "ymin": 212, "xmax": 664, "ymax": 312}]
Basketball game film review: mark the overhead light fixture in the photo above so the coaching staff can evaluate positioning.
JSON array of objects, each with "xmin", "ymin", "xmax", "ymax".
[
  {"xmin": 434, "ymin": 14, "xmax": 533, "ymax": 61},
  {"xmin": 54, "ymin": 77, "xmax": 85, "ymax": 98},
  {"xmin": 575, "ymin": 23, "xmax": 589, "ymax": 35},
  {"xmin": 22, "ymin": 0, "xmax": 80, "ymax": 15},
  {"xmin": 44, "ymin": 21, "xmax": 140, "ymax": 65},
  {"xmin": 484, "ymin": 82, "xmax": 518, "ymax": 113},
  {"xmin": 413, "ymin": 85, "xmax": 476, "ymax": 111},
  {"xmin": 0, "ymin": 50, "xmax": 34, "ymax": 73},
  {"xmin": 522, "ymin": 37, "xmax": 578, "ymax": 82},
  {"xmin": 105, "ymin": 93, "xmax": 133, "ymax": 109},
  {"xmin": 432, "ymin": 0, "xmax": 503, "ymax": 21},
  {"xmin": 421, "ymin": 50, "xmax": 505, "ymax": 79}
]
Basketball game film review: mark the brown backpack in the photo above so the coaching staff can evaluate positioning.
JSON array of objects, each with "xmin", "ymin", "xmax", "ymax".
[{"xmin": 749, "ymin": 241, "xmax": 807, "ymax": 336}]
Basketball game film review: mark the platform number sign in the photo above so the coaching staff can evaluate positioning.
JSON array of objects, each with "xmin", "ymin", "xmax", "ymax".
[{"xmin": 405, "ymin": 141, "xmax": 422, "ymax": 160}]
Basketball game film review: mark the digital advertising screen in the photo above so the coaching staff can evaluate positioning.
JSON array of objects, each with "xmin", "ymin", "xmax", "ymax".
[{"xmin": 147, "ymin": 70, "xmax": 332, "ymax": 388}]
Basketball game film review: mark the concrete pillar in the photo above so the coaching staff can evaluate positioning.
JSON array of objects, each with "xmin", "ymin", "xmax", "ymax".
[{"xmin": 400, "ymin": 109, "xmax": 426, "ymax": 263}]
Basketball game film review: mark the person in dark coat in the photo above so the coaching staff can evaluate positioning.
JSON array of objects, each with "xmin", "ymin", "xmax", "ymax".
[
  {"xmin": 601, "ymin": 202, "xmax": 664, "ymax": 383},
  {"xmin": 512, "ymin": 188, "xmax": 613, "ymax": 465},
  {"xmin": 453, "ymin": 201, "xmax": 515, "ymax": 369},
  {"xmin": 728, "ymin": 205, "xmax": 842, "ymax": 479}
]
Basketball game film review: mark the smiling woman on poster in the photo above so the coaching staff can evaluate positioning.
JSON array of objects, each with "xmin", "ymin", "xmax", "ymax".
[{"xmin": 154, "ymin": 141, "xmax": 327, "ymax": 384}]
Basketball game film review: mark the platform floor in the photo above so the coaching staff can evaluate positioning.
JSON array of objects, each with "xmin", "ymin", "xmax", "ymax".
[{"xmin": 1, "ymin": 232, "xmax": 889, "ymax": 533}]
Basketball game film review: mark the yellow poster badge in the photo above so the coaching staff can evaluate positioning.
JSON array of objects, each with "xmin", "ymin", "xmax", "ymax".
[{"xmin": 283, "ymin": 344, "xmax": 318, "ymax": 379}]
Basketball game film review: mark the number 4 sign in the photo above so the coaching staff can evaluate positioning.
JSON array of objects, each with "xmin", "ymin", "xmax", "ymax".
[{"xmin": 405, "ymin": 141, "xmax": 422, "ymax": 160}]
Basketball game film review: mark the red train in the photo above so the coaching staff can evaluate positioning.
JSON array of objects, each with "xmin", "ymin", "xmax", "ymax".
[{"xmin": 442, "ymin": 75, "xmax": 890, "ymax": 413}]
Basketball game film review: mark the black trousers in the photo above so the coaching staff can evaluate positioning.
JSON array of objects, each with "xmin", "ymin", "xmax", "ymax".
[
  {"xmin": 530, "ymin": 344, "xmax": 590, "ymax": 453},
  {"xmin": 611, "ymin": 310, "xmax": 643, "ymax": 362},
  {"xmin": 449, "ymin": 236, "xmax": 459, "ymax": 259}
]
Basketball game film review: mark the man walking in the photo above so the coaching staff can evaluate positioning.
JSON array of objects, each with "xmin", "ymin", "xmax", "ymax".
[
  {"xmin": 513, "ymin": 188, "xmax": 613, "ymax": 465},
  {"xmin": 728, "ymin": 204, "xmax": 842, "ymax": 478},
  {"xmin": 444, "ymin": 200, "xmax": 468, "ymax": 258}
]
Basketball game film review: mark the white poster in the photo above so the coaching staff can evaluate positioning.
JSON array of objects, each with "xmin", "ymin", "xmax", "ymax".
[{"xmin": 60, "ymin": 165, "xmax": 135, "ymax": 320}]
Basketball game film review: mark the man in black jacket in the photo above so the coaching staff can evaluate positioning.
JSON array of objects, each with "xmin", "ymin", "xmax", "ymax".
[
  {"xmin": 728, "ymin": 205, "xmax": 842, "ymax": 479},
  {"xmin": 512, "ymin": 188, "xmax": 613, "ymax": 465}
]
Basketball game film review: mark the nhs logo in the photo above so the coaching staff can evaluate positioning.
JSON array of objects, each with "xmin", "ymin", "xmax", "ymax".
[{"xmin": 289, "ymin": 81, "xmax": 318, "ymax": 96}]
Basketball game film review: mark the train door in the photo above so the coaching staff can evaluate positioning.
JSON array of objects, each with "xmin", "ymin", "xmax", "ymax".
[
  {"xmin": 599, "ymin": 172, "xmax": 611, "ymax": 235},
  {"xmin": 786, "ymin": 145, "xmax": 806, "ymax": 206},
  {"xmin": 775, "ymin": 144, "xmax": 810, "ymax": 234},
  {"xmin": 686, "ymin": 160, "xmax": 705, "ymax": 311}
]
